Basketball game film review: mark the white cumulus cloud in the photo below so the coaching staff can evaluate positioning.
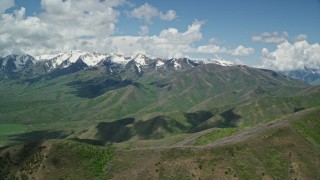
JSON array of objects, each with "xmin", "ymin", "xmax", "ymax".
[
  {"xmin": 196, "ymin": 44, "xmax": 228, "ymax": 54},
  {"xmin": 193, "ymin": 44, "xmax": 254, "ymax": 57},
  {"xmin": 252, "ymin": 31, "xmax": 289, "ymax": 44},
  {"xmin": 128, "ymin": 3, "xmax": 176, "ymax": 24},
  {"xmin": 209, "ymin": 37, "xmax": 222, "ymax": 44},
  {"xmin": 106, "ymin": 20, "xmax": 205, "ymax": 58},
  {"xmin": 158, "ymin": 20, "xmax": 204, "ymax": 44},
  {"xmin": 0, "ymin": 1, "xmax": 254, "ymax": 60},
  {"xmin": 0, "ymin": 0, "xmax": 125, "ymax": 56},
  {"xmin": 50, "ymin": 20, "xmax": 204, "ymax": 59},
  {"xmin": 261, "ymin": 40, "xmax": 320, "ymax": 71},
  {"xmin": 231, "ymin": 45, "xmax": 255, "ymax": 56},
  {"xmin": 0, "ymin": 0, "xmax": 14, "ymax": 14},
  {"xmin": 159, "ymin": 10, "xmax": 176, "ymax": 21},
  {"xmin": 294, "ymin": 34, "xmax": 308, "ymax": 42}
]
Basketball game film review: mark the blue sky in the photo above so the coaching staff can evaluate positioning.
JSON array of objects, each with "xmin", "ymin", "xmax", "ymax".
[{"xmin": 1, "ymin": 0, "xmax": 320, "ymax": 70}]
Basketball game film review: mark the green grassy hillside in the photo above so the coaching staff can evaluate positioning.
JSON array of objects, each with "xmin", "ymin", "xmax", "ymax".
[
  {"xmin": 75, "ymin": 90, "xmax": 320, "ymax": 144},
  {"xmin": 1, "ymin": 64, "xmax": 318, "ymax": 148},
  {"xmin": 0, "ymin": 65, "xmax": 309, "ymax": 125},
  {"xmin": 1, "ymin": 108, "xmax": 319, "ymax": 179},
  {"xmin": 1, "ymin": 63, "xmax": 319, "ymax": 179}
]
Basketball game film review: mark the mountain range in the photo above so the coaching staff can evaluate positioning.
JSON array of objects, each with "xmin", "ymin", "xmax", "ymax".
[
  {"xmin": 0, "ymin": 50, "xmax": 311, "ymax": 123},
  {"xmin": 0, "ymin": 50, "xmax": 320, "ymax": 179},
  {"xmin": 0, "ymin": 50, "xmax": 235, "ymax": 79},
  {"xmin": 1, "ymin": 50, "xmax": 319, "ymax": 85}
]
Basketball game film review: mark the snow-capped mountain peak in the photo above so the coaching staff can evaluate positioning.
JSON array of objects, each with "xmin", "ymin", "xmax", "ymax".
[
  {"xmin": 79, "ymin": 52, "xmax": 108, "ymax": 67},
  {"xmin": 172, "ymin": 60, "xmax": 181, "ymax": 70},
  {"xmin": 12, "ymin": 55, "xmax": 34, "ymax": 71},
  {"xmin": 211, "ymin": 59, "xmax": 235, "ymax": 66},
  {"xmin": 0, "ymin": 54, "xmax": 35, "ymax": 72},
  {"xmin": 36, "ymin": 50, "xmax": 110, "ymax": 70},
  {"xmin": 132, "ymin": 53, "xmax": 148, "ymax": 65},
  {"xmin": 156, "ymin": 60, "xmax": 165, "ymax": 67},
  {"xmin": 108, "ymin": 52, "xmax": 129, "ymax": 65},
  {"xmin": 1, "ymin": 51, "xmax": 243, "ymax": 80},
  {"xmin": 33, "ymin": 51, "xmax": 236, "ymax": 71},
  {"xmin": 39, "ymin": 50, "xmax": 83, "ymax": 69}
]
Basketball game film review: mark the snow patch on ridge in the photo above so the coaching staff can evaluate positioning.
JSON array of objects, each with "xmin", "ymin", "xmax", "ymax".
[
  {"xmin": 108, "ymin": 53, "xmax": 128, "ymax": 65},
  {"xmin": 132, "ymin": 53, "xmax": 147, "ymax": 65},
  {"xmin": 156, "ymin": 60, "xmax": 164, "ymax": 67},
  {"xmin": 193, "ymin": 59, "xmax": 235, "ymax": 66},
  {"xmin": 14, "ymin": 55, "xmax": 30, "ymax": 70},
  {"xmin": 174, "ymin": 61, "xmax": 181, "ymax": 69},
  {"xmin": 80, "ymin": 53, "xmax": 107, "ymax": 66}
]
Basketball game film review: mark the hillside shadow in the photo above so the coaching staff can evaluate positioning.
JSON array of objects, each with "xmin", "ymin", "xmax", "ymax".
[
  {"xmin": 67, "ymin": 78, "xmax": 132, "ymax": 98},
  {"xmin": 185, "ymin": 111, "xmax": 213, "ymax": 127},
  {"xmin": 88, "ymin": 111, "xmax": 215, "ymax": 142},
  {"xmin": 8, "ymin": 130, "xmax": 68, "ymax": 144},
  {"xmin": 133, "ymin": 116, "xmax": 187, "ymax": 139},
  {"xmin": 71, "ymin": 138, "xmax": 105, "ymax": 146},
  {"xmin": 94, "ymin": 118, "xmax": 135, "ymax": 142},
  {"xmin": 77, "ymin": 110, "xmax": 229, "ymax": 143},
  {"xmin": 148, "ymin": 81, "xmax": 170, "ymax": 88},
  {"xmin": 294, "ymin": 107, "xmax": 304, "ymax": 112},
  {"xmin": 185, "ymin": 111, "xmax": 215, "ymax": 133},
  {"xmin": 217, "ymin": 108, "xmax": 241, "ymax": 128}
]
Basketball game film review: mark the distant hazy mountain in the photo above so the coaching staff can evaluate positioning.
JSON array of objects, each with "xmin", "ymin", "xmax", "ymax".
[{"xmin": 282, "ymin": 67, "xmax": 320, "ymax": 85}]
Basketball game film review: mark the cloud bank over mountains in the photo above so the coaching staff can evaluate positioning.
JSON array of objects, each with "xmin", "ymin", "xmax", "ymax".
[
  {"xmin": 252, "ymin": 31, "xmax": 320, "ymax": 71},
  {"xmin": 261, "ymin": 40, "xmax": 320, "ymax": 71},
  {"xmin": 0, "ymin": 0, "xmax": 253, "ymax": 59}
]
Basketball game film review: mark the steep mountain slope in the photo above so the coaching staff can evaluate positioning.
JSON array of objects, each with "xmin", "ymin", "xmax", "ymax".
[{"xmin": 138, "ymin": 65, "xmax": 307, "ymax": 113}]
